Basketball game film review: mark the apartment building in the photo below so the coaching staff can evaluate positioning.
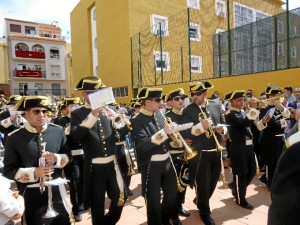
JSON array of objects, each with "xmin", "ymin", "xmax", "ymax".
[{"xmin": 5, "ymin": 18, "xmax": 68, "ymax": 97}]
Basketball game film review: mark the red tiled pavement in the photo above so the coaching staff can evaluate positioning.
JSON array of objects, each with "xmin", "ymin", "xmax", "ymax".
[{"xmin": 74, "ymin": 168, "xmax": 271, "ymax": 225}]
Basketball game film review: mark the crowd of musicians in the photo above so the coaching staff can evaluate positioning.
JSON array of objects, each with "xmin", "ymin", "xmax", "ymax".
[{"xmin": 0, "ymin": 76, "xmax": 299, "ymax": 225}]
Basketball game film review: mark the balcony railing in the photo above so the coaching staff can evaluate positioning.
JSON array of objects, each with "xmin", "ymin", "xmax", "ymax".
[
  {"xmin": 15, "ymin": 50, "xmax": 45, "ymax": 59},
  {"xmin": 13, "ymin": 70, "xmax": 46, "ymax": 78},
  {"xmin": 14, "ymin": 89, "xmax": 67, "ymax": 96}
]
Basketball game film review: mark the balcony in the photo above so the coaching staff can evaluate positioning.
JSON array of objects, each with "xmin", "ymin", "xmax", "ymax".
[
  {"xmin": 14, "ymin": 89, "xmax": 67, "ymax": 96},
  {"xmin": 15, "ymin": 50, "xmax": 45, "ymax": 59},
  {"xmin": 13, "ymin": 70, "xmax": 46, "ymax": 78}
]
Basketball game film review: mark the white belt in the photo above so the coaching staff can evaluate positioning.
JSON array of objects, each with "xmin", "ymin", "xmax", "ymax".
[
  {"xmin": 92, "ymin": 155, "xmax": 114, "ymax": 164},
  {"xmin": 116, "ymin": 141, "xmax": 125, "ymax": 145},
  {"xmin": 202, "ymin": 149, "xmax": 217, "ymax": 152},
  {"xmin": 170, "ymin": 150, "xmax": 184, "ymax": 154},
  {"xmin": 151, "ymin": 152, "xmax": 170, "ymax": 161},
  {"xmin": 71, "ymin": 149, "xmax": 84, "ymax": 156},
  {"xmin": 27, "ymin": 183, "xmax": 40, "ymax": 188},
  {"xmin": 246, "ymin": 139, "xmax": 253, "ymax": 146}
]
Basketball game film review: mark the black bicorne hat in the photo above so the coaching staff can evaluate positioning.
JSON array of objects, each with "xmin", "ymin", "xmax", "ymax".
[
  {"xmin": 224, "ymin": 90, "xmax": 245, "ymax": 101},
  {"xmin": 13, "ymin": 96, "xmax": 53, "ymax": 111},
  {"xmin": 6, "ymin": 95, "xmax": 22, "ymax": 105},
  {"xmin": 75, "ymin": 76, "xmax": 106, "ymax": 91},
  {"xmin": 165, "ymin": 88, "xmax": 187, "ymax": 101},
  {"xmin": 189, "ymin": 81, "xmax": 214, "ymax": 92},
  {"xmin": 137, "ymin": 87, "xmax": 163, "ymax": 100},
  {"xmin": 265, "ymin": 84, "xmax": 282, "ymax": 95}
]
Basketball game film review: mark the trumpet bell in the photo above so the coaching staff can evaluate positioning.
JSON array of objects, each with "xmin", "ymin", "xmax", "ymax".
[{"xmin": 184, "ymin": 150, "xmax": 197, "ymax": 161}]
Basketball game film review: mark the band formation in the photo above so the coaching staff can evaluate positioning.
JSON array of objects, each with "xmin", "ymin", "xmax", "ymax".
[{"xmin": 0, "ymin": 76, "xmax": 299, "ymax": 225}]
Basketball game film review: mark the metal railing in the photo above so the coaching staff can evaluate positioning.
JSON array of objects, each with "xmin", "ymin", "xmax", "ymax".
[{"xmin": 13, "ymin": 89, "xmax": 67, "ymax": 96}]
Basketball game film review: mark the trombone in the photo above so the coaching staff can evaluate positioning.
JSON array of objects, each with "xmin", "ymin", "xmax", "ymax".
[{"xmin": 198, "ymin": 107, "xmax": 228, "ymax": 188}]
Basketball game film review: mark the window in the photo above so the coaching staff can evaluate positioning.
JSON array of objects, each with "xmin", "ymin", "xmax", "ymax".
[
  {"xmin": 291, "ymin": 46, "xmax": 297, "ymax": 58},
  {"xmin": 50, "ymin": 65, "xmax": 61, "ymax": 78},
  {"xmin": 51, "ymin": 83, "xmax": 61, "ymax": 96},
  {"xmin": 50, "ymin": 49, "xmax": 60, "ymax": 59},
  {"xmin": 215, "ymin": 0, "xmax": 226, "ymax": 17},
  {"xmin": 151, "ymin": 14, "xmax": 169, "ymax": 36},
  {"xmin": 191, "ymin": 56, "xmax": 202, "ymax": 73},
  {"xmin": 277, "ymin": 21, "xmax": 284, "ymax": 34},
  {"xmin": 278, "ymin": 42, "xmax": 284, "ymax": 56},
  {"xmin": 187, "ymin": 0, "xmax": 200, "ymax": 9},
  {"xmin": 25, "ymin": 26, "xmax": 36, "ymax": 35},
  {"xmin": 113, "ymin": 86, "xmax": 128, "ymax": 98},
  {"xmin": 189, "ymin": 23, "xmax": 201, "ymax": 41},
  {"xmin": 153, "ymin": 51, "xmax": 170, "ymax": 71},
  {"xmin": 291, "ymin": 26, "xmax": 297, "ymax": 37},
  {"xmin": 10, "ymin": 24, "xmax": 21, "ymax": 33}
]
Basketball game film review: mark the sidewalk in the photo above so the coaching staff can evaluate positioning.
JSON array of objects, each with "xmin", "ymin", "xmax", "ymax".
[{"xmin": 77, "ymin": 168, "xmax": 271, "ymax": 225}]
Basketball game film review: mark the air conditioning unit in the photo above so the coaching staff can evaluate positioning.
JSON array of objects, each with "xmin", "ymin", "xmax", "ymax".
[{"xmin": 218, "ymin": 11, "xmax": 225, "ymax": 18}]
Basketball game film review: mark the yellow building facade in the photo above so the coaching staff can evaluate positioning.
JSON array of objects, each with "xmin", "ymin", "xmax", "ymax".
[{"xmin": 71, "ymin": 0, "xmax": 299, "ymax": 102}]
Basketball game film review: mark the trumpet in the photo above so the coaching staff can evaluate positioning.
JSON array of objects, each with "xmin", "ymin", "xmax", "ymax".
[
  {"xmin": 164, "ymin": 117, "xmax": 197, "ymax": 161},
  {"xmin": 256, "ymin": 94, "xmax": 284, "ymax": 108},
  {"xmin": 198, "ymin": 107, "xmax": 228, "ymax": 188},
  {"xmin": 102, "ymin": 105, "xmax": 132, "ymax": 130}
]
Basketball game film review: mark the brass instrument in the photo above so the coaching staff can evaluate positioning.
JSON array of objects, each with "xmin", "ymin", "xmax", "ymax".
[
  {"xmin": 198, "ymin": 107, "xmax": 228, "ymax": 188},
  {"xmin": 164, "ymin": 117, "xmax": 197, "ymax": 161},
  {"xmin": 257, "ymin": 94, "xmax": 284, "ymax": 109},
  {"xmin": 102, "ymin": 105, "xmax": 132, "ymax": 130}
]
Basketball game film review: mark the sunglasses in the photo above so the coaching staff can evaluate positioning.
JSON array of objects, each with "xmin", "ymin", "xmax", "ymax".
[
  {"xmin": 150, "ymin": 98, "xmax": 162, "ymax": 103},
  {"xmin": 173, "ymin": 96, "xmax": 186, "ymax": 101},
  {"xmin": 31, "ymin": 109, "xmax": 49, "ymax": 115},
  {"xmin": 191, "ymin": 92, "xmax": 204, "ymax": 97}
]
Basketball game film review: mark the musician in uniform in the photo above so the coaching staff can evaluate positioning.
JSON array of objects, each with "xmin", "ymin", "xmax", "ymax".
[
  {"xmin": 258, "ymin": 85, "xmax": 290, "ymax": 188},
  {"xmin": 131, "ymin": 87, "xmax": 177, "ymax": 225},
  {"xmin": 268, "ymin": 131, "xmax": 300, "ymax": 225},
  {"xmin": 3, "ymin": 96, "xmax": 72, "ymax": 225},
  {"xmin": 181, "ymin": 81, "xmax": 226, "ymax": 225},
  {"xmin": 0, "ymin": 95, "xmax": 26, "ymax": 144},
  {"xmin": 57, "ymin": 97, "xmax": 84, "ymax": 222},
  {"xmin": 164, "ymin": 88, "xmax": 190, "ymax": 223},
  {"xmin": 70, "ymin": 76, "xmax": 129, "ymax": 225},
  {"xmin": 224, "ymin": 90, "xmax": 268, "ymax": 210}
]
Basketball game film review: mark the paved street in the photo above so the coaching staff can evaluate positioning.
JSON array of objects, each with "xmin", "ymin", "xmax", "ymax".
[{"xmin": 76, "ymin": 168, "xmax": 271, "ymax": 225}]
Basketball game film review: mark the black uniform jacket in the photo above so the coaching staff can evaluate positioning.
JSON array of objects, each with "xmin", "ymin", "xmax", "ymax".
[
  {"xmin": 58, "ymin": 116, "xmax": 81, "ymax": 150},
  {"xmin": 181, "ymin": 101, "xmax": 224, "ymax": 151},
  {"xmin": 259, "ymin": 105, "xmax": 285, "ymax": 164},
  {"xmin": 225, "ymin": 109, "xmax": 254, "ymax": 174},
  {"xmin": 3, "ymin": 123, "xmax": 70, "ymax": 194},
  {"xmin": 268, "ymin": 141, "xmax": 300, "ymax": 225},
  {"xmin": 131, "ymin": 110, "xmax": 169, "ymax": 167},
  {"xmin": 70, "ymin": 106, "xmax": 128, "ymax": 206}
]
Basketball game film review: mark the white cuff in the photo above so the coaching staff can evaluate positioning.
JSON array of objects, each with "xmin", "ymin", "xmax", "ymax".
[
  {"xmin": 256, "ymin": 120, "xmax": 267, "ymax": 131},
  {"xmin": 280, "ymin": 119, "xmax": 287, "ymax": 128},
  {"xmin": 281, "ymin": 107, "xmax": 291, "ymax": 118},
  {"xmin": 170, "ymin": 140, "xmax": 183, "ymax": 148},
  {"xmin": 151, "ymin": 129, "xmax": 168, "ymax": 145},
  {"xmin": 54, "ymin": 154, "xmax": 69, "ymax": 168},
  {"xmin": 14, "ymin": 167, "xmax": 38, "ymax": 183},
  {"xmin": 191, "ymin": 122, "xmax": 204, "ymax": 136},
  {"xmin": 285, "ymin": 131, "xmax": 300, "ymax": 148},
  {"xmin": 65, "ymin": 126, "xmax": 70, "ymax": 135},
  {"xmin": 1, "ymin": 118, "xmax": 13, "ymax": 128},
  {"xmin": 80, "ymin": 113, "xmax": 98, "ymax": 129},
  {"xmin": 246, "ymin": 108, "xmax": 260, "ymax": 120},
  {"xmin": 222, "ymin": 126, "xmax": 228, "ymax": 135}
]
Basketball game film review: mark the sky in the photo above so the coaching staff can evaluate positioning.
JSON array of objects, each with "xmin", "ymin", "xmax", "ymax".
[
  {"xmin": 0, "ymin": 0, "xmax": 80, "ymax": 42},
  {"xmin": 0, "ymin": 0, "xmax": 299, "ymax": 43}
]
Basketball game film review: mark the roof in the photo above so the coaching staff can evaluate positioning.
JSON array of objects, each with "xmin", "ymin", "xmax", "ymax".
[{"xmin": 8, "ymin": 33, "xmax": 66, "ymax": 43}]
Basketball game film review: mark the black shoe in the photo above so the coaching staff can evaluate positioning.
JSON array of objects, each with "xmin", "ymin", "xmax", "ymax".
[
  {"xmin": 228, "ymin": 182, "xmax": 237, "ymax": 199},
  {"xmin": 237, "ymin": 201, "xmax": 254, "ymax": 210},
  {"xmin": 178, "ymin": 208, "xmax": 190, "ymax": 217},
  {"xmin": 74, "ymin": 214, "xmax": 82, "ymax": 222},
  {"xmin": 127, "ymin": 189, "xmax": 133, "ymax": 196},
  {"xmin": 172, "ymin": 217, "xmax": 182, "ymax": 225},
  {"xmin": 201, "ymin": 215, "xmax": 216, "ymax": 225}
]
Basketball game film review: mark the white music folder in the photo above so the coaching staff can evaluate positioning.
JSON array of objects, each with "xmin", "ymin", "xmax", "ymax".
[{"xmin": 88, "ymin": 87, "xmax": 116, "ymax": 110}]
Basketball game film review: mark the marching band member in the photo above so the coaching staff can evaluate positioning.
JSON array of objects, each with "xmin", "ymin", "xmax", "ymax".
[
  {"xmin": 3, "ymin": 96, "xmax": 71, "ymax": 225},
  {"xmin": 70, "ymin": 76, "xmax": 129, "ymax": 225},
  {"xmin": 164, "ymin": 88, "xmax": 190, "ymax": 223},
  {"xmin": 57, "ymin": 97, "xmax": 84, "ymax": 222},
  {"xmin": 225, "ymin": 90, "xmax": 268, "ymax": 210},
  {"xmin": 181, "ymin": 81, "xmax": 226, "ymax": 225},
  {"xmin": 131, "ymin": 87, "xmax": 177, "ymax": 225},
  {"xmin": 258, "ymin": 85, "xmax": 290, "ymax": 189}
]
